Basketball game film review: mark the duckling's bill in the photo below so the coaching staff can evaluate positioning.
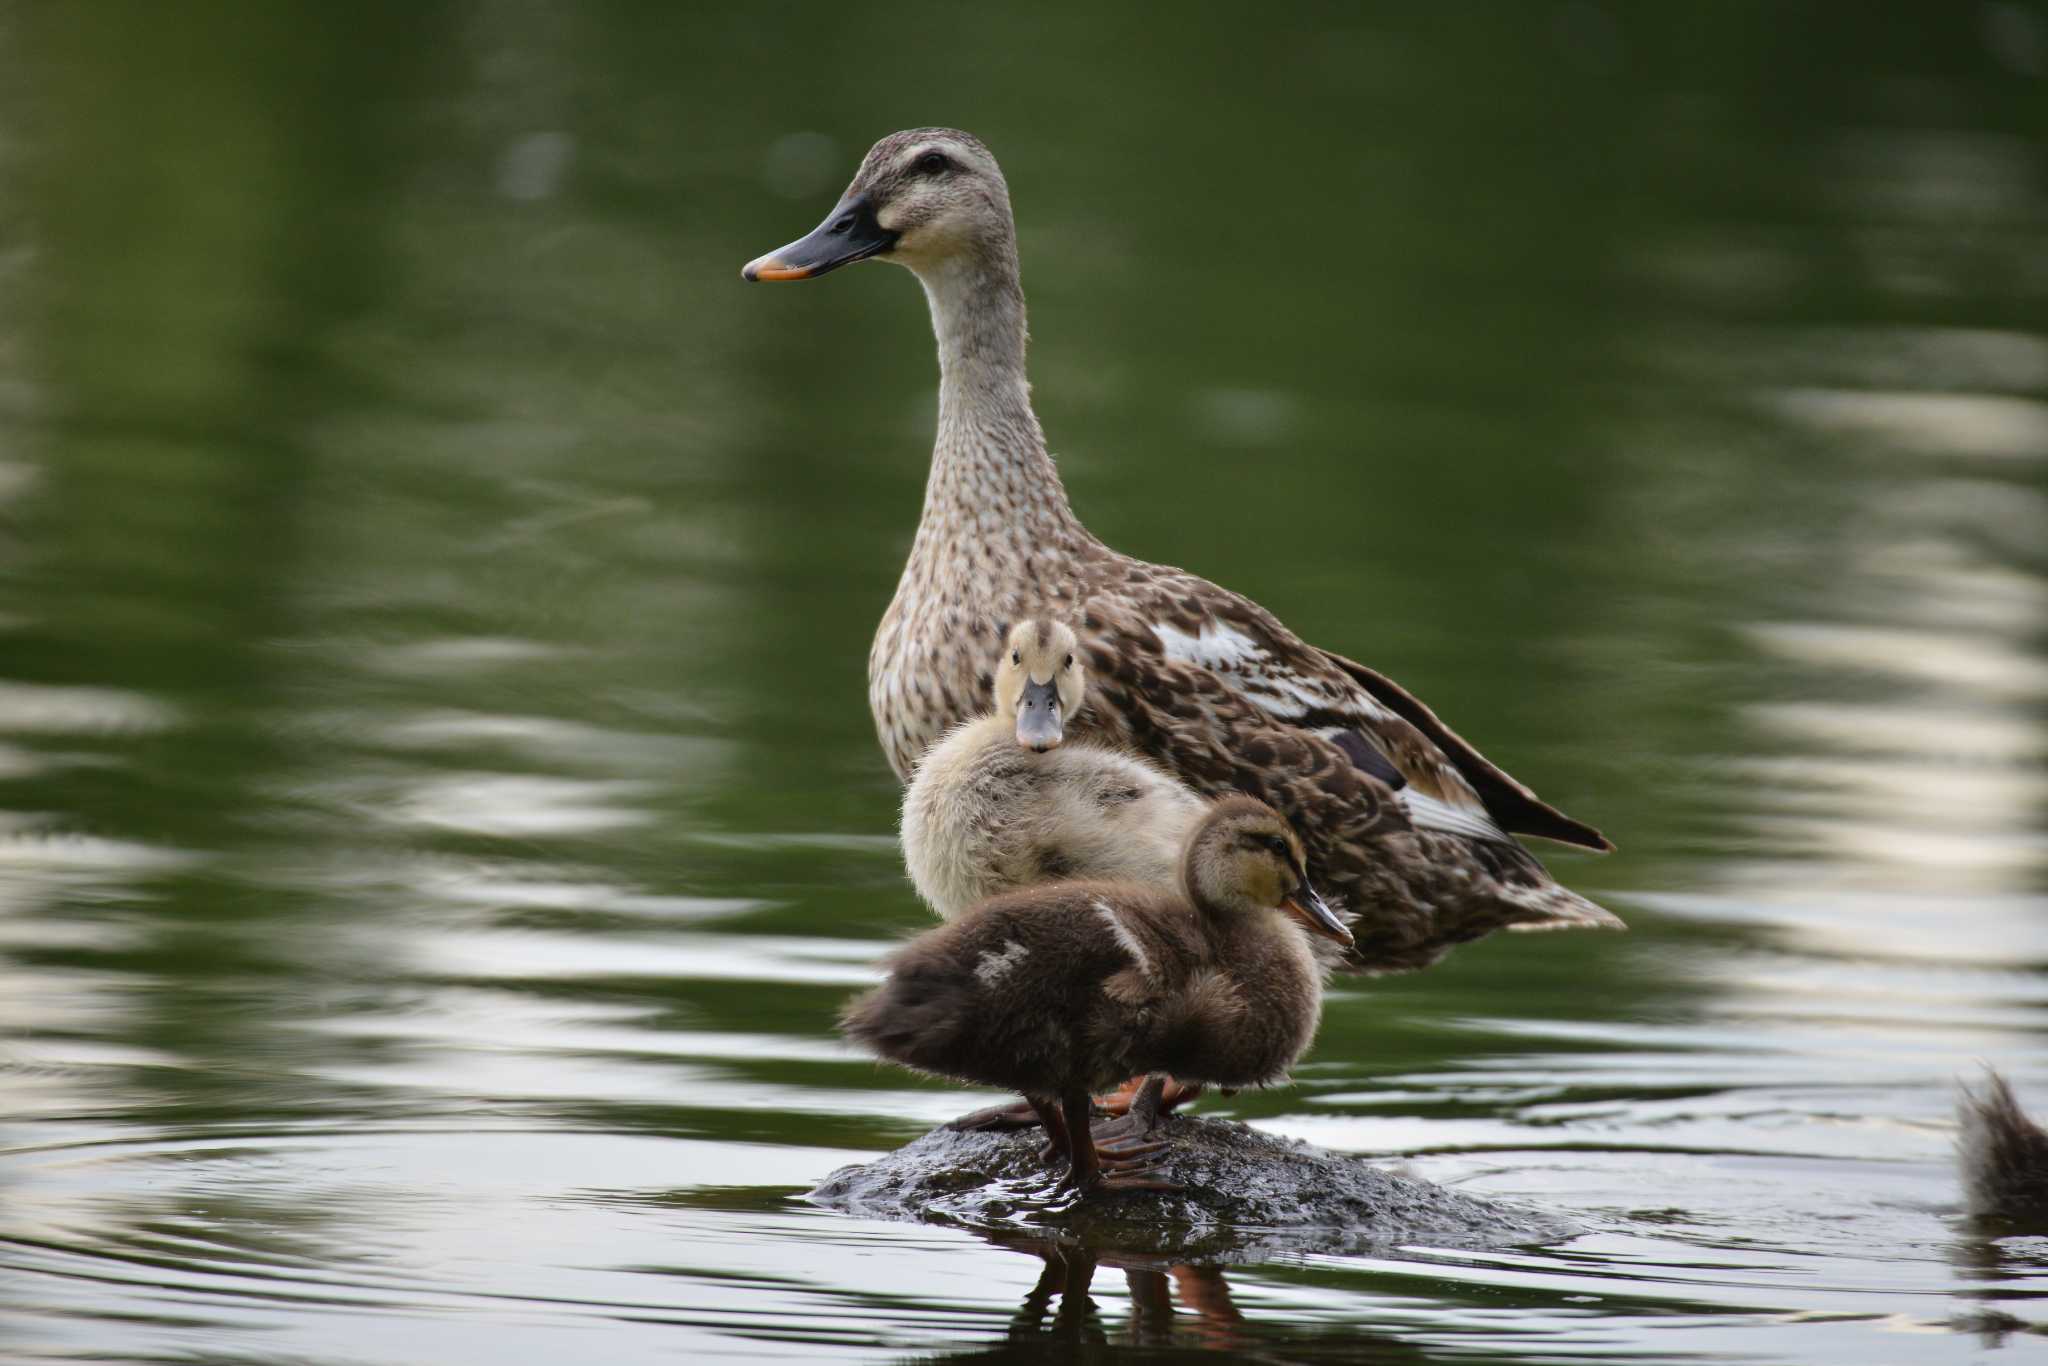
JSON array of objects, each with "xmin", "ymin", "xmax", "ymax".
[
  {"xmin": 1014, "ymin": 679, "xmax": 1063, "ymax": 751},
  {"xmin": 741, "ymin": 193, "xmax": 897, "ymax": 282},
  {"xmin": 1284, "ymin": 885, "xmax": 1353, "ymax": 946}
]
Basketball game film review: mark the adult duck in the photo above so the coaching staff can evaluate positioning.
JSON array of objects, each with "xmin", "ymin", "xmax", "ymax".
[{"xmin": 745, "ymin": 128, "xmax": 1618, "ymax": 970}]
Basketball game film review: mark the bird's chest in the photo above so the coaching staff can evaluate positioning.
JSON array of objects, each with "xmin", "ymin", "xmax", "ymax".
[{"xmin": 868, "ymin": 542, "xmax": 1092, "ymax": 780}]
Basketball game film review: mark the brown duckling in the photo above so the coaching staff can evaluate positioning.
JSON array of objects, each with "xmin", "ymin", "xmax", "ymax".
[
  {"xmin": 900, "ymin": 618, "xmax": 1207, "ymax": 921},
  {"xmin": 841, "ymin": 797, "xmax": 1353, "ymax": 1193},
  {"xmin": 1959, "ymin": 1068, "xmax": 2048, "ymax": 1227}
]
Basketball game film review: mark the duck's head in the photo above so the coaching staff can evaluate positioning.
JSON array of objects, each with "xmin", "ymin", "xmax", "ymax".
[
  {"xmin": 995, "ymin": 619, "xmax": 1084, "ymax": 752},
  {"xmin": 742, "ymin": 128, "xmax": 1011, "ymax": 283},
  {"xmin": 1183, "ymin": 798, "xmax": 1353, "ymax": 947}
]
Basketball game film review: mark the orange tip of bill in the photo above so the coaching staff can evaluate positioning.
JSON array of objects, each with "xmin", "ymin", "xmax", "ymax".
[{"xmin": 741, "ymin": 256, "xmax": 811, "ymax": 282}]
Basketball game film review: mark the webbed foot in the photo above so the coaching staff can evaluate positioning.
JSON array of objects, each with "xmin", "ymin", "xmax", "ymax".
[{"xmin": 946, "ymin": 1099, "xmax": 1044, "ymax": 1132}]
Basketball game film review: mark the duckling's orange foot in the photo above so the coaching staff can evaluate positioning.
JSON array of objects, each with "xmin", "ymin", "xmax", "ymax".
[
  {"xmin": 1091, "ymin": 1075, "xmax": 1151, "ymax": 1118},
  {"xmin": 1096, "ymin": 1136, "xmax": 1169, "ymax": 1166},
  {"xmin": 1091, "ymin": 1073, "xmax": 1202, "ymax": 1123},
  {"xmin": 945, "ymin": 1099, "xmax": 1044, "ymax": 1132},
  {"xmin": 1088, "ymin": 1111, "xmax": 1155, "ymax": 1153},
  {"xmin": 1058, "ymin": 1161, "xmax": 1181, "ymax": 1197}
]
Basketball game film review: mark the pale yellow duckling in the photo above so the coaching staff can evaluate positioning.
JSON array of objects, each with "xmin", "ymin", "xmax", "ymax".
[{"xmin": 900, "ymin": 619, "xmax": 1206, "ymax": 921}]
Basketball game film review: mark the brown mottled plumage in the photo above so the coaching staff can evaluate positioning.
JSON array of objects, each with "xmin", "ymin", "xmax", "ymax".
[
  {"xmin": 747, "ymin": 128, "xmax": 1621, "ymax": 972},
  {"xmin": 841, "ymin": 798, "xmax": 1349, "ymax": 1191},
  {"xmin": 1959, "ymin": 1069, "xmax": 2048, "ymax": 1226}
]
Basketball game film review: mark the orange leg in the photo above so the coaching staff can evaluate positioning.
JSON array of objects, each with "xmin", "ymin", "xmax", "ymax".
[
  {"xmin": 1026, "ymin": 1093, "xmax": 1070, "ymax": 1167},
  {"xmin": 1058, "ymin": 1087, "xmax": 1101, "ymax": 1191},
  {"xmin": 1093, "ymin": 1073, "xmax": 1203, "ymax": 1119}
]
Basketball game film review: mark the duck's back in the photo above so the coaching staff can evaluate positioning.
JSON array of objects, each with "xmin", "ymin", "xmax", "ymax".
[{"xmin": 900, "ymin": 718, "xmax": 1206, "ymax": 919}]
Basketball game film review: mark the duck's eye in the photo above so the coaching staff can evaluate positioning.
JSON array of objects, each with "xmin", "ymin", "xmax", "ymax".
[
  {"xmin": 916, "ymin": 151, "xmax": 951, "ymax": 175},
  {"xmin": 1011, "ymin": 650, "xmax": 1021, "ymax": 665}
]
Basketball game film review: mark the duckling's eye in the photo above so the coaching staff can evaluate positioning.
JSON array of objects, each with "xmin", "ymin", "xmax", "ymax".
[
  {"xmin": 1259, "ymin": 835, "xmax": 1289, "ymax": 856},
  {"xmin": 1063, "ymin": 654, "xmax": 1073, "ymax": 669},
  {"xmin": 915, "ymin": 151, "xmax": 951, "ymax": 175},
  {"xmin": 1011, "ymin": 650, "xmax": 1021, "ymax": 665}
]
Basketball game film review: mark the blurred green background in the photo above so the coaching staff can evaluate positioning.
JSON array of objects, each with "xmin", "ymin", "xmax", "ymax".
[{"xmin": 1, "ymin": 3, "xmax": 2044, "ymax": 1363}]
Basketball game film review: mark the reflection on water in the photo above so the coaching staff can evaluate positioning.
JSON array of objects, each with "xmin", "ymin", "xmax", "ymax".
[
  {"xmin": 2, "ymin": 3, "xmax": 2046, "ymax": 1362},
  {"xmin": 928, "ymin": 1243, "xmax": 1260, "ymax": 1360}
]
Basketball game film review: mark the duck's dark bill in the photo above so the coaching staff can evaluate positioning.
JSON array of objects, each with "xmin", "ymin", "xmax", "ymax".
[
  {"xmin": 1283, "ymin": 887, "xmax": 1353, "ymax": 946},
  {"xmin": 741, "ymin": 193, "xmax": 897, "ymax": 282}
]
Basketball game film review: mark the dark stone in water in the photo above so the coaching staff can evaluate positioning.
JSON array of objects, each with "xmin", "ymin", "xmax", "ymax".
[{"xmin": 806, "ymin": 1114, "xmax": 1573, "ymax": 1264}]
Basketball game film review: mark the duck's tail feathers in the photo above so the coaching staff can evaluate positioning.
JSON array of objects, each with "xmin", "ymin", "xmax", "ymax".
[
  {"xmin": 839, "ymin": 957, "xmax": 980, "ymax": 1077},
  {"xmin": 1501, "ymin": 883, "xmax": 1626, "ymax": 933},
  {"xmin": 1336, "ymin": 878, "xmax": 1624, "ymax": 976}
]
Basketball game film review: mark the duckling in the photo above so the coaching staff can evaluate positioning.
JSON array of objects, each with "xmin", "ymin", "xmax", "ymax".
[
  {"xmin": 901, "ymin": 618, "xmax": 1207, "ymax": 921},
  {"xmin": 1959, "ymin": 1068, "xmax": 2048, "ymax": 1227},
  {"xmin": 841, "ymin": 797, "xmax": 1353, "ymax": 1193}
]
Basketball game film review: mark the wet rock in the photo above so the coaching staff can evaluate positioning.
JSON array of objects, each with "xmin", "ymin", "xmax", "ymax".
[{"xmin": 807, "ymin": 1114, "xmax": 1573, "ymax": 1264}]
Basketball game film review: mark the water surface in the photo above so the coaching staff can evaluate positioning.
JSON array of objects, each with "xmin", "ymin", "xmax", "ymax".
[{"xmin": 2, "ymin": 4, "xmax": 2046, "ymax": 1362}]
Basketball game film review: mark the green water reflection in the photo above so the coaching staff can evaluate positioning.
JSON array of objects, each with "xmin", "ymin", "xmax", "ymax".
[{"xmin": 1, "ymin": 2, "xmax": 2044, "ymax": 1362}]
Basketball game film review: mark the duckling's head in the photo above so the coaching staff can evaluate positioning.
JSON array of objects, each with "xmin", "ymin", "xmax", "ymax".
[
  {"xmin": 1183, "ymin": 798, "xmax": 1353, "ymax": 947},
  {"xmin": 995, "ymin": 620, "xmax": 1085, "ymax": 752},
  {"xmin": 742, "ymin": 129, "xmax": 1012, "ymax": 283}
]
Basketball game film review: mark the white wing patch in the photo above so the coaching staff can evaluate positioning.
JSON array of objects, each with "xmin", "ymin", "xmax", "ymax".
[
  {"xmin": 975, "ymin": 939, "xmax": 1030, "ymax": 987},
  {"xmin": 1152, "ymin": 620, "xmax": 1262, "ymax": 672},
  {"xmin": 1092, "ymin": 899, "xmax": 1153, "ymax": 978},
  {"xmin": 1154, "ymin": 618, "xmax": 1396, "ymax": 724},
  {"xmin": 1246, "ymin": 672, "xmax": 1341, "ymax": 720},
  {"xmin": 1399, "ymin": 788, "xmax": 1510, "ymax": 843}
]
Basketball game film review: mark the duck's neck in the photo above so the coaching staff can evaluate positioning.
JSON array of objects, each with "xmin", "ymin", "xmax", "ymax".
[{"xmin": 910, "ymin": 246, "xmax": 1083, "ymax": 546}]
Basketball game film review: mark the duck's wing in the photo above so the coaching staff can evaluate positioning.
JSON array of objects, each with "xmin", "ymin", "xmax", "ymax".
[
  {"xmin": 1315, "ymin": 648, "xmax": 1613, "ymax": 852},
  {"xmin": 1074, "ymin": 626, "xmax": 1618, "ymax": 971},
  {"xmin": 1076, "ymin": 561, "xmax": 1610, "ymax": 853}
]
